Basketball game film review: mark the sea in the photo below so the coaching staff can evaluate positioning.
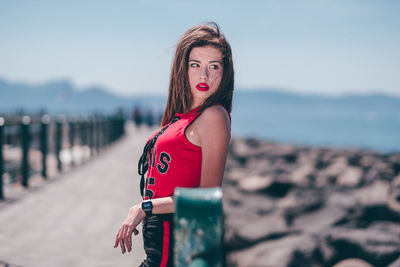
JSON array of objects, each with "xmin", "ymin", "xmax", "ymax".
[{"xmin": 230, "ymin": 90, "xmax": 400, "ymax": 154}]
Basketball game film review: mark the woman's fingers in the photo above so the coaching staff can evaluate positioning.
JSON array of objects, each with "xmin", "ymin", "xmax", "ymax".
[
  {"xmin": 120, "ymin": 226, "xmax": 128, "ymax": 254},
  {"xmin": 127, "ymin": 228, "xmax": 138, "ymax": 252},
  {"xmin": 125, "ymin": 228, "xmax": 132, "ymax": 252},
  {"xmin": 114, "ymin": 225, "xmax": 136, "ymax": 253},
  {"xmin": 114, "ymin": 231, "xmax": 120, "ymax": 248},
  {"xmin": 119, "ymin": 237, "xmax": 126, "ymax": 254}
]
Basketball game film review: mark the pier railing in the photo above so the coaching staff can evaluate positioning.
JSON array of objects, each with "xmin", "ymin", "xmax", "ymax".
[{"xmin": 0, "ymin": 113, "xmax": 125, "ymax": 199}]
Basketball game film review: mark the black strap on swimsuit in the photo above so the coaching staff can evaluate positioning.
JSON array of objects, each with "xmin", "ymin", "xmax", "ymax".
[{"xmin": 138, "ymin": 116, "xmax": 181, "ymax": 198}]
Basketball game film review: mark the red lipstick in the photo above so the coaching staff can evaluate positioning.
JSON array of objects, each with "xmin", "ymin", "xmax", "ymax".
[{"xmin": 196, "ymin": 83, "xmax": 209, "ymax": 91}]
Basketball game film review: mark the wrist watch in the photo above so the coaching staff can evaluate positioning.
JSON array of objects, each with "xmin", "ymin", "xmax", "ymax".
[{"xmin": 141, "ymin": 200, "xmax": 153, "ymax": 216}]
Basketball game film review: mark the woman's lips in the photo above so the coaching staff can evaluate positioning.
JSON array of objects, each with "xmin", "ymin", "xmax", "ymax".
[{"xmin": 196, "ymin": 83, "xmax": 209, "ymax": 91}]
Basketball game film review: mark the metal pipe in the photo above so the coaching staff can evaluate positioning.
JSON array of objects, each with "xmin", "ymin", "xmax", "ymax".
[{"xmin": 21, "ymin": 116, "xmax": 31, "ymax": 188}]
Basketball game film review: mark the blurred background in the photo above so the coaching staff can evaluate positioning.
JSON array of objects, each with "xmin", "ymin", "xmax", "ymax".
[
  {"xmin": 1, "ymin": 0, "xmax": 399, "ymax": 152},
  {"xmin": 1, "ymin": 1, "xmax": 400, "ymax": 267}
]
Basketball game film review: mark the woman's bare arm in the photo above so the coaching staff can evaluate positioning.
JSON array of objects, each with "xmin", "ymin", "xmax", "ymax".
[{"xmin": 196, "ymin": 105, "xmax": 231, "ymax": 187}]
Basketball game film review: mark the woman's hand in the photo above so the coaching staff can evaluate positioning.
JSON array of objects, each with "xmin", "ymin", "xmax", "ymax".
[{"xmin": 114, "ymin": 204, "xmax": 146, "ymax": 254}]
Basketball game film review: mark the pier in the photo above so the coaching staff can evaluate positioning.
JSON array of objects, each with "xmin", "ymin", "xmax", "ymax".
[{"xmin": 0, "ymin": 123, "xmax": 149, "ymax": 266}]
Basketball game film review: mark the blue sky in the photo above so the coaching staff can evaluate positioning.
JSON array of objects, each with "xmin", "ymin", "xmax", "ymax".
[{"xmin": 0, "ymin": 0, "xmax": 399, "ymax": 97}]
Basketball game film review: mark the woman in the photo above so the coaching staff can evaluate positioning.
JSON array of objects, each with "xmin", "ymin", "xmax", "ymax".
[{"xmin": 114, "ymin": 22, "xmax": 234, "ymax": 267}]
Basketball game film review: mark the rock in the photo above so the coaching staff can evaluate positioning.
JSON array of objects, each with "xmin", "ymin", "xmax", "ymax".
[
  {"xmin": 262, "ymin": 180, "xmax": 294, "ymax": 198},
  {"xmin": 352, "ymin": 180, "xmax": 390, "ymax": 206},
  {"xmin": 292, "ymin": 203, "xmax": 347, "ymax": 234},
  {"xmin": 372, "ymin": 161, "xmax": 395, "ymax": 181},
  {"xmin": 224, "ymin": 137, "xmax": 400, "ymax": 267},
  {"xmin": 388, "ymin": 256, "xmax": 400, "ymax": 267},
  {"xmin": 227, "ymin": 235, "xmax": 305, "ymax": 267},
  {"xmin": 222, "ymin": 182, "xmax": 246, "ymax": 207},
  {"xmin": 245, "ymin": 157, "xmax": 271, "ymax": 174},
  {"xmin": 388, "ymin": 155, "xmax": 400, "ymax": 176},
  {"xmin": 238, "ymin": 175, "xmax": 273, "ymax": 192},
  {"xmin": 325, "ymin": 222, "xmax": 400, "ymax": 266},
  {"xmin": 359, "ymin": 204, "xmax": 400, "ymax": 225},
  {"xmin": 360, "ymin": 154, "xmax": 379, "ymax": 169},
  {"xmin": 333, "ymin": 258, "xmax": 373, "ymax": 267},
  {"xmin": 333, "ymin": 201, "xmax": 400, "ymax": 228},
  {"xmin": 227, "ymin": 214, "xmax": 291, "ymax": 250},
  {"xmin": 245, "ymin": 137, "xmax": 262, "ymax": 148},
  {"xmin": 279, "ymin": 189, "xmax": 325, "ymax": 226},
  {"xmin": 269, "ymin": 157, "xmax": 293, "ymax": 175},
  {"xmin": 225, "ymin": 168, "xmax": 249, "ymax": 183},
  {"xmin": 223, "ymin": 196, "xmax": 277, "ymax": 250},
  {"xmin": 388, "ymin": 175, "xmax": 400, "ymax": 213},
  {"xmin": 229, "ymin": 138, "xmax": 255, "ymax": 163},
  {"xmin": 297, "ymin": 148, "xmax": 319, "ymax": 164},
  {"xmin": 225, "ymin": 156, "xmax": 243, "ymax": 170},
  {"xmin": 320, "ymin": 157, "xmax": 348, "ymax": 178},
  {"xmin": 289, "ymin": 163, "xmax": 315, "ymax": 185},
  {"xmin": 223, "ymin": 189, "xmax": 275, "ymax": 220},
  {"xmin": 228, "ymin": 234, "xmax": 322, "ymax": 267},
  {"xmin": 337, "ymin": 167, "xmax": 363, "ymax": 187},
  {"xmin": 363, "ymin": 167, "xmax": 379, "ymax": 184}
]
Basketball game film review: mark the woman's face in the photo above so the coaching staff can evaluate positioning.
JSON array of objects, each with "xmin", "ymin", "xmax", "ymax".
[{"xmin": 188, "ymin": 45, "xmax": 223, "ymax": 109}]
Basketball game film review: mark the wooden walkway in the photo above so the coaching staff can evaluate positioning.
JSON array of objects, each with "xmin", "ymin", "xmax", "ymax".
[{"xmin": 0, "ymin": 123, "xmax": 152, "ymax": 267}]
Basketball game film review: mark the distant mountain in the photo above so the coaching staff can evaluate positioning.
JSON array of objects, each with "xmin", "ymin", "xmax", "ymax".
[
  {"xmin": 0, "ymin": 77, "xmax": 165, "ymax": 114},
  {"xmin": 1, "ymin": 77, "xmax": 400, "ymax": 151},
  {"xmin": 232, "ymin": 89, "xmax": 400, "ymax": 115}
]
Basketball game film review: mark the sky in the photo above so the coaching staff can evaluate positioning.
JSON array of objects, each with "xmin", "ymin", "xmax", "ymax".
[{"xmin": 0, "ymin": 0, "xmax": 399, "ymax": 97}]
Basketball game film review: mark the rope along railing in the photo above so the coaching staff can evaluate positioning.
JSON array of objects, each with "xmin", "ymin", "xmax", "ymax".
[
  {"xmin": 174, "ymin": 187, "xmax": 224, "ymax": 267},
  {"xmin": 0, "ymin": 113, "xmax": 125, "ymax": 199}
]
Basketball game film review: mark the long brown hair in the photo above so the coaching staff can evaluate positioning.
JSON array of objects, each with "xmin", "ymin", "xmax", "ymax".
[{"xmin": 161, "ymin": 22, "xmax": 234, "ymax": 126}]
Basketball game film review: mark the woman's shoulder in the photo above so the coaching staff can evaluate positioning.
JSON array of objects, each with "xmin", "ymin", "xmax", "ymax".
[
  {"xmin": 200, "ymin": 104, "xmax": 230, "ymax": 120},
  {"xmin": 197, "ymin": 104, "xmax": 231, "ymax": 131}
]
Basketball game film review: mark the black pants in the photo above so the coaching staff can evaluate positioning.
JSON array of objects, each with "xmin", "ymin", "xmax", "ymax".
[{"xmin": 139, "ymin": 214, "xmax": 174, "ymax": 267}]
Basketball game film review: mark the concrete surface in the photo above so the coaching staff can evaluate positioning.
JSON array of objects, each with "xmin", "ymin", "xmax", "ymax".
[{"xmin": 0, "ymin": 123, "xmax": 153, "ymax": 267}]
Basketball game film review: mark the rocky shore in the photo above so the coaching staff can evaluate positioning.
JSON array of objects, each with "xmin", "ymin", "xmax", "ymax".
[{"xmin": 223, "ymin": 137, "xmax": 400, "ymax": 267}]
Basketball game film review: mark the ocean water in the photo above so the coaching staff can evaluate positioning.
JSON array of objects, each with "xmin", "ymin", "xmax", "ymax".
[{"xmin": 230, "ymin": 91, "xmax": 400, "ymax": 153}]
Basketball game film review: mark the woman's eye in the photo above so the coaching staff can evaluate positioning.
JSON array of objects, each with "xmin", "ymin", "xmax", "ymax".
[
  {"xmin": 210, "ymin": 64, "xmax": 220, "ymax": 70},
  {"xmin": 190, "ymin": 63, "xmax": 199, "ymax": 68}
]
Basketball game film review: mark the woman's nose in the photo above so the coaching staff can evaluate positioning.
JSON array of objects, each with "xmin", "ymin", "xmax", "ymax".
[{"xmin": 200, "ymin": 67, "xmax": 208, "ymax": 80}]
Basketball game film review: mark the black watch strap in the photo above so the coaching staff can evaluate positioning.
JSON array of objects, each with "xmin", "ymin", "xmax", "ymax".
[{"xmin": 142, "ymin": 200, "xmax": 153, "ymax": 216}]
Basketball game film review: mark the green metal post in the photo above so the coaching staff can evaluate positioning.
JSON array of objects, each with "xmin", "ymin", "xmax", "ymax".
[
  {"xmin": 190, "ymin": 258, "xmax": 209, "ymax": 267},
  {"xmin": 95, "ymin": 118, "xmax": 100, "ymax": 153},
  {"xmin": 0, "ymin": 117, "xmax": 4, "ymax": 199},
  {"xmin": 40, "ymin": 115, "xmax": 50, "ymax": 178},
  {"xmin": 79, "ymin": 119, "xmax": 87, "ymax": 147},
  {"xmin": 88, "ymin": 118, "xmax": 94, "ymax": 157},
  {"xmin": 174, "ymin": 187, "xmax": 223, "ymax": 267},
  {"xmin": 20, "ymin": 116, "xmax": 31, "ymax": 188},
  {"xmin": 55, "ymin": 120, "xmax": 62, "ymax": 172},
  {"xmin": 69, "ymin": 120, "xmax": 75, "ymax": 166}
]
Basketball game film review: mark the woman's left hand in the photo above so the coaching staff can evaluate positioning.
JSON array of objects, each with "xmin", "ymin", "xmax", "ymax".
[{"xmin": 114, "ymin": 204, "xmax": 146, "ymax": 254}]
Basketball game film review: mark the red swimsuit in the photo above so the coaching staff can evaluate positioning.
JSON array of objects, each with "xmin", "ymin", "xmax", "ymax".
[{"xmin": 144, "ymin": 107, "xmax": 202, "ymax": 200}]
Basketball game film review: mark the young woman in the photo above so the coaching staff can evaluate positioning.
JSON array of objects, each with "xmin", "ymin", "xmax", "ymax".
[{"xmin": 114, "ymin": 22, "xmax": 234, "ymax": 267}]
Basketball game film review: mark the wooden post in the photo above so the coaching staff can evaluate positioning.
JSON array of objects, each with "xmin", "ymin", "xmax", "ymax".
[
  {"xmin": 21, "ymin": 116, "xmax": 31, "ymax": 188},
  {"xmin": 174, "ymin": 187, "xmax": 224, "ymax": 267}
]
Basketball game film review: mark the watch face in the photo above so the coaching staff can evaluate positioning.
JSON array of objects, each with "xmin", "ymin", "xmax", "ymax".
[{"xmin": 142, "ymin": 200, "xmax": 152, "ymax": 211}]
